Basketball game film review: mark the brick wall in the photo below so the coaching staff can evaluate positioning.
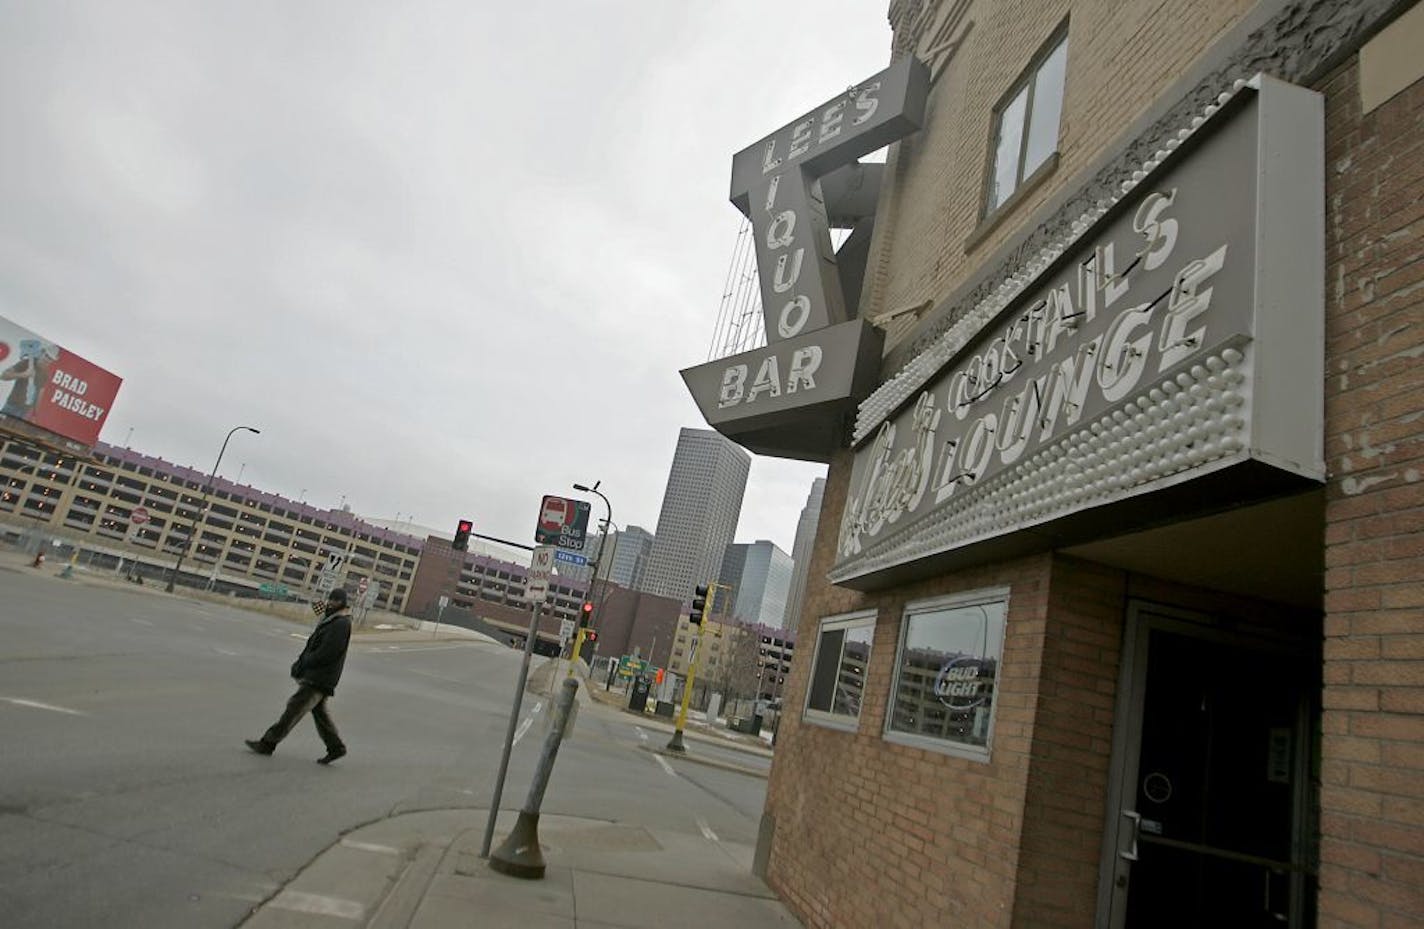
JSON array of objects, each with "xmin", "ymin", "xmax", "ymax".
[
  {"xmin": 1318, "ymin": 55, "xmax": 1424, "ymax": 929},
  {"xmin": 767, "ymin": 445, "xmax": 1135, "ymax": 926},
  {"xmin": 762, "ymin": 3, "xmax": 1424, "ymax": 927},
  {"xmin": 1011, "ymin": 556, "xmax": 1124, "ymax": 927},
  {"xmin": 866, "ymin": 0, "xmax": 1251, "ymax": 328},
  {"xmin": 765, "ymin": 480, "xmax": 1056, "ymax": 927}
]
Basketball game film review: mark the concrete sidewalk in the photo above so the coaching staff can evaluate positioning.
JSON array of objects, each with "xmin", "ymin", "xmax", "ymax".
[
  {"xmin": 238, "ymin": 666, "xmax": 796, "ymax": 927},
  {"xmin": 239, "ymin": 808, "xmax": 799, "ymax": 929}
]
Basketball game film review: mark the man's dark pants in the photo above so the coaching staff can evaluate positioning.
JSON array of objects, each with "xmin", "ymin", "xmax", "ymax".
[{"xmin": 260, "ymin": 683, "xmax": 344, "ymax": 752}]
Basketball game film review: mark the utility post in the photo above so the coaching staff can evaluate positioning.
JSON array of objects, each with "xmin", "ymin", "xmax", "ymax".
[
  {"xmin": 666, "ymin": 583, "xmax": 718, "ymax": 753},
  {"xmin": 568, "ymin": 481, "xmax": 612, "ymax": 678},
  {"xmin": 164, "ymin": 425, "xmax": 259, "ymax": 593}
]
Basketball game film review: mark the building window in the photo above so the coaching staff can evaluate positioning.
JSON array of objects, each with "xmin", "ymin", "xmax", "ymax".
[
  {"xmin": 803, "ymin": 609, "xmax": 876, "ymax": 731},
  {"xmin": 985, "ymin": 29, "xmax": 1067, "ymax": 213},
  {"xmin": 885, "ymin": 588, "xmax": 1008, "ymax": 761}
]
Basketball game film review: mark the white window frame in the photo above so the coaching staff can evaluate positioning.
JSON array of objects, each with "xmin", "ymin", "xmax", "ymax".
[
  {"xmin": 983, "ymin": 26, "xmax": 1068, "ymax": 216},
  {"xmin": 802, "ymin": 608, "xmax": 878, "ymax": 732},
  {"xmin": 883, "ymin": 587, "xmax": 1010, "ymax": 762}
]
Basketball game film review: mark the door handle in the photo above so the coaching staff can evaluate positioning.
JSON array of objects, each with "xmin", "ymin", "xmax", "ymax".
[{"xmin": 1119, "ymin": 810, "xmax": 1141, "ymax": 862}]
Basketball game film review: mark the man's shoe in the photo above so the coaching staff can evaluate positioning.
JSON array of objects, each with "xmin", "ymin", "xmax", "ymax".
[
  {"xmin": 245, "ymin": 739, "xmax": 274, "ymax": 756},
  {"xmin": 317, "ymin": 747, "xmax": 346, "ymax": 765}
]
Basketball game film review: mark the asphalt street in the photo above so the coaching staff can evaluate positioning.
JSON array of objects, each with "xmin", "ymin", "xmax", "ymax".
[{"xmin": 0, "ymin": 567, "xmax": 770, "ymax": 929}]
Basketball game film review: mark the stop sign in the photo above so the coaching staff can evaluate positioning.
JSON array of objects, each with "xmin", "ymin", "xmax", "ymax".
[{"xmin": 131, "ymin": 506, "xmax": 149, "ymax": 525}]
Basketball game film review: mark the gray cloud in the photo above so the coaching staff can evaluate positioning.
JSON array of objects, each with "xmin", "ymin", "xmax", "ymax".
[{"xmin": 1, "ymin": 1, "xmax": 892, "ymax": 552}]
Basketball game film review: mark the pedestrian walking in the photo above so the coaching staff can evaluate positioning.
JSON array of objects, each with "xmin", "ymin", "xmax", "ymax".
[{"xmin": 246, "ymin": 588, "xmax": 352, "ymax": 764}]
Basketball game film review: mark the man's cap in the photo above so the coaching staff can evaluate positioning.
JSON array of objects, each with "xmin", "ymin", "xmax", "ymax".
[{"xmin": 327, "ymin": 588, "xmax": 349, "ymax": 606}]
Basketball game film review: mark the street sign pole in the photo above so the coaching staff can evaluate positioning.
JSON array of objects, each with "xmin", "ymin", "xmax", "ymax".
[{"xmin": 482, "ymin": 600, "xmax": 543, "ymax": 859}]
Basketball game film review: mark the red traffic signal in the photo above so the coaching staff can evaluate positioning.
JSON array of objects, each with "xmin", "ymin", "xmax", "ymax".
[
  {"xmin": 453, "ymin": 519, "xmax": 473, "ymax": 551},
  {"xmin": 579, "ymin": 600, "xmax": 594, "ymax": 625},
  {"xmin": 584, "ymin": 629, "xmax": 598, "ymax": 644}
]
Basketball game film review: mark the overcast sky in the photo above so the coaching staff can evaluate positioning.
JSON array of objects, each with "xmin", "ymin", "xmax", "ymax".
[{"xmin": 0, "ymin": 2, "xmax": 893, "ymax": 556}]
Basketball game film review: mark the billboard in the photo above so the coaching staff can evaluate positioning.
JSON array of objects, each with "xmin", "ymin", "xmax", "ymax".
[{"xmin": 0, "ymin": 315, "xmax": 122, "ymax": 454}]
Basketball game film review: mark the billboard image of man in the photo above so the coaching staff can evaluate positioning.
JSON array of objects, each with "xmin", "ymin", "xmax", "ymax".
[
  {"xmin": 0, "ymin": 314, "xmax": 123, "ymax": 454},
  {"xmin": 1, "ymin": 338, "xmax": 59, "ymax": 420}
]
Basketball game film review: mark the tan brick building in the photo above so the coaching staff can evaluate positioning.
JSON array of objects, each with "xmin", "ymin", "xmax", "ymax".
[{"xmin": 686, "ymin": 1, "xmax": 1424, "ymax": 926}]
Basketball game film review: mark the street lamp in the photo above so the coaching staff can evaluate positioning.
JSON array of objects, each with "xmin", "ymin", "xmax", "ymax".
[
  {"xmin": 571, "ymin": 481, "xmax": 612, "ymax": 667},
  {"xmin": 165, "ymin": 426, "xmax": 260, "ymax": 593}
]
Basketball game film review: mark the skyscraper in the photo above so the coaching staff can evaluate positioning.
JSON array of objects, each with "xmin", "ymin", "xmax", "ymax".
[
  {"xmin": 781, "ymin": 477, "xmax": 825, "ymax": 630},
  {"xmin": 639, "ymin": 428, "xmax": 750, "ymax": 601},
  {"xmin": 593, "ymin": 525, "xmax": 655, "ymax": 589},
  {"xmin": 720, "ymin": 539, "xmax": 793, "ymax": 628}
]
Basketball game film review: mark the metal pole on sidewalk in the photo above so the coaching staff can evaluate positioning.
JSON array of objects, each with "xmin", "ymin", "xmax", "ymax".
[
  {"xmin": 489, "ymin": 676, "xmax": 580, "ymax": 880},
  {"xmin": 481, "ymin": 601, "xmax": 543, "ymax": 859}
]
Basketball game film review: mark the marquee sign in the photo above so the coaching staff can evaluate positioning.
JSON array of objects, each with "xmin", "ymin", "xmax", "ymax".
[
  {"xmin": 730, "ymin": 55, "xmax": 930, "ymax": 344},
  {"xmin": 831, "ymin": 76, "xmax": 1325, "ymax": 588},
  {"xmin": 685, "ymin": 57, "xmax": 930, "ymax": 461}
]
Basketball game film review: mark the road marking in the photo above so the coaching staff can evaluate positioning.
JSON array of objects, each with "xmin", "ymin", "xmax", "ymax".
[
  {"xmin": 214, "ymin": 648, "xmax": 238, "ymax": 656},
  {"xmin": 696, "ymin": 817, "xmax": 719, "ymax": 842},
  {"xmin": 290, "ymin": 633, "xmax": 306, "ymax": 639},
  {"xmin": 367, "ymin": 644, "xmax": 471, "ymax": 654},
  {"xmin": 340, "ymin": 839, "xmax": 401, "ymax": 855},
  {"xmin": 634, "ymin": 726, "xmax": 649, "ymax": 742},
  {"xmin": 269, "ymin": 890, "xmax": 364, "ymax": 920},
  {"xmin": 129, "ymin": 618, "xmax": 154, "ymax": 626},
  {"xmin": 652, "ymin": 753, "xmax": 676, "ymax": 777},
  {"xmin": 513, "ymin": 701, "xmax": 543, "ymax": 746},
  {"xmin": 1, "ymin": 697, "xmax": 87, "ymax": 716}
]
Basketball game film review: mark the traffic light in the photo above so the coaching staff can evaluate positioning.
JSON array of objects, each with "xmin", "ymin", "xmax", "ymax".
[
  {"xmin": 453, "ymin": 519, "xmax": 472, "ymax": 551},
  {"xmin": 584, "ymin": 629, "xmax": 598, "ymax": 644},
  {"xmin": 579, "ymin": 600, "xmax": 594, "ymax": 626},
  {"xmin": 689, "ymin": 584, "xmax": 708, "ymax": 625}
]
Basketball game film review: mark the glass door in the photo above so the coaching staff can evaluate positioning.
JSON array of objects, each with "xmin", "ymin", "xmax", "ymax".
[{"xmin": 1104, "ymin": 607, "xmax": 1317, "ymax": 928}]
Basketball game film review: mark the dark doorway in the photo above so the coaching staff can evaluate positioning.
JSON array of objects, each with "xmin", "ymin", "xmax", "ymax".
[{"xmin": 1103, "ymin": 605, "xmax": 1319, "ymax": 928}]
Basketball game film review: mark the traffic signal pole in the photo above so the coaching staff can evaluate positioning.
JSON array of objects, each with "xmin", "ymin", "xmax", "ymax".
[
  {"xmin": 566, "ymin": 627, "xmax": 586, "ymax": 676},
  {"xmin": 665, "ymin": 584, "xmax": 718, "ymax": 753}
]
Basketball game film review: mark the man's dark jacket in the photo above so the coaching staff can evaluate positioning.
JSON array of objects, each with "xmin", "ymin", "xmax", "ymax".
[{"xmin": 291, "ymin": 609, "xmax": 352, "ymax": 696}]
